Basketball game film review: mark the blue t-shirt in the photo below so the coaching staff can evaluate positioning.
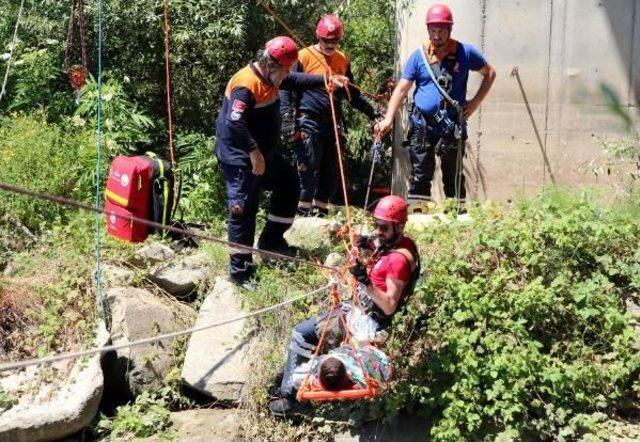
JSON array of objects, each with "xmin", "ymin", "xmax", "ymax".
[{"xmin": 402, "ymin": 40, "xmax": 486, "ymax": 117}]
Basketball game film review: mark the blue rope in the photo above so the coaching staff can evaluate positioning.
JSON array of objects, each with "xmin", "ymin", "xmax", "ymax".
[{"xmin": 94, "ymin": 0, "xmax": 107, "ymax": 324}]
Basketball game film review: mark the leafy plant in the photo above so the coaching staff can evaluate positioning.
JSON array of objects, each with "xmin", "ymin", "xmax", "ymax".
[
  {"xmin": 380, "ymin": 190, "xmax": 640, "ymax": 440},
  {"xmin": 0, "ymin": 387, "xmax": 18, "ymax": 412},
  {"xmin": 95, "ymin": 390, "xmax": 175, "ymax": 440},
  {"xmin": 173, "ymin": 132, "xmax": 227, "ymax": 223},
  {"xmin": 0, "ymin": 113, "xmax": 97, "ymax": 231},
  {"xmin": 75, "ymin": 74, "xmax": 156, "ymax": 155}
]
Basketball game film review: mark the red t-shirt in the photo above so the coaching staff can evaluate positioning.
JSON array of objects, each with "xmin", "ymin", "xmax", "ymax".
[{"xmin": 369, "ymin": 237, "xmax": 417, "ymax": 293}]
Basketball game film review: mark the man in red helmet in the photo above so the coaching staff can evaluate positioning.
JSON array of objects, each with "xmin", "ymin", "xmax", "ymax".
[
  {"xmin": 269, "ymin": 195, "xmax": 419, "ymax": 417},
  {"xmin": 215, "ymin": 36, "xmax": 348, "ymax": 286},
  {"xmin": 280, "ymin": 14, "xmax": 378, "ymax": 218},
  {"xmin": 376, "ymin": 3, "xmax": 496, "ymax": 212}
]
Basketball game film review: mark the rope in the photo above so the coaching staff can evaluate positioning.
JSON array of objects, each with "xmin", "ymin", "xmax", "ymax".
[
  {"xmin": 0, "ymin": 283, "xmax": 332, "ymax": 373},
  {"xmin": 0, "ymin": 182, "xmax": 339, "ymax": 273},
  {"xmin": 64, "ymin": 0, "xmax": 88, "ymax": 73},
  {"xmin": 325, "ymin": 75, "xmax": 354, "ymax": 242},
  {"xmin": 364, "ymin": 135, "xmax": 382, "ymax": 210},
  {"xmin": 162, "ymin": 0, "xmax": 176, "ymax": 168},
  {"xmin": 0, "ymin": 0, "xmax": 25, "ymax": 105},
  {"xmin": 297, "ymin": 282, "xmax": 342, "ymax": 400},
  {"xmin": 94, "ymin": 0, "xmax": 107, "ymax": 323}
]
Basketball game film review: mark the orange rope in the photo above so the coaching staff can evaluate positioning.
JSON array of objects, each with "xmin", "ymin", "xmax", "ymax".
[
  {"xmin": 296, "ymin": 283, "xmax": 343, "ymax": 401},
  {"xmin": 325, "ymin": 74, "xmax": 354, "ymax": 242},
  {"xmin": 162, "ymin": 0, "xmax": 175, "ymax": 167}
]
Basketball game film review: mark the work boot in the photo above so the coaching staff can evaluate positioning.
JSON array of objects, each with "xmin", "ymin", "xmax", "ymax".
[
  {"xmin": 297, "ymin": 205, "xmax": 312, "ymax": 217},
  {"xmin": 311, "ymin": 206, "xmax": 328, "ymax": 218},
  {"xmin": 257, "ymin": 220, "xmax": 299, "ymax": 258},
  {"xmin": 257, "ymin": 236, "xmax": 299, "ymax": 258},
  {"xmin": 268, "ymin": 397, "xmax": 312, "ymax": 419},
  {"xmin": 228, "ymin": 271, "xmax": 259, "ymax": 291}
]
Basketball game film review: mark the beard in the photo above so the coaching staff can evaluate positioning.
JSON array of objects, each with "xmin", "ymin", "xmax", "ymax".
[{"xmin": 268, "ymin": 71, "xmax": 284, "ymax": 87}]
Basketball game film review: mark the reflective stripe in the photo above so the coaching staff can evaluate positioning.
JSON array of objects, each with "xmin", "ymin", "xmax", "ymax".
[
  {"xmin": 312, "ymin": 199, "xmax": 328, "ymax": 209},
  {"xmin": 407, "ymin": 194, "xmax": 432, "ymax": 202},
  {"xmin": 229, "ymin": 246, "xmax": 253, "ymax": 255},
  {"xmin": 105, "ymin": 189, "xmax": 129, "ymax": 207},
  {"xmin": 267, "ymin": 214, "xmax": 294, "ymax": 224}
]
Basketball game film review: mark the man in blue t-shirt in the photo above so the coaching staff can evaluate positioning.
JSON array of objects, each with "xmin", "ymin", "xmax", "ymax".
[{"xmin": 375, "ymin": 3, "xmax": 495, "ymax": 211}]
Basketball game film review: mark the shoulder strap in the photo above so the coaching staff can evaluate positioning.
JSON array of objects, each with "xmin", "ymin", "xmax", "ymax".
[
  {"xmin": 420, "ymin": 44, "xmax": 462, "ymax": 113},
  {"xmin": 391, "ymin": 247, "xmax": 418, "ymax": 273}
]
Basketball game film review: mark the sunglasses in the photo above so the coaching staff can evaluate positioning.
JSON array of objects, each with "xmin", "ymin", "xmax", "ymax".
[
  {"xmin": 320, "ymin": 38, "xmax": 341, "ymax": 46},
  {"xmin": 374, "ymin": 222, "xmax": 392, "ymax": 233}
]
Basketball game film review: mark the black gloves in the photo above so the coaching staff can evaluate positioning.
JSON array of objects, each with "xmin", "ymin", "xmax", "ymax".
[
  {"xmin": 349, "ymin": 259, "xmax": 370, "ymax": 285},
  {"xmin": 356, "ymin": 235, "xmax": 375, "ymax": 251},
  {"xmin": 281, "ymin": 112, "xmax": 296, "ymax": 140}
]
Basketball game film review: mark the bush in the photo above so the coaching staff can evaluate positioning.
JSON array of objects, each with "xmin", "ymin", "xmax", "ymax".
[
  {"xmin": 383, "ymin": 190, "xmax": 640, "ymax": 440},
  {"xmin": 174, "ymin": 132, "xmax": 227, "ymax": 223},
  {"xmin": 75, "ymin": 75, "xmax": 156, "ymax": 156},
  {"xmin": 0, "ymin": 113, "xmax": 97, "ymax": 231}
]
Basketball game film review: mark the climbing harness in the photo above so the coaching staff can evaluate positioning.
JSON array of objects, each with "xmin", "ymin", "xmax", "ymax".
[
  {"xmin": 419, "ymin": 42, "xmax": 466, "ymax": 211},
  {"xmin": 64, "ymin": 0, "xmax": 89, "ymax": 100}
]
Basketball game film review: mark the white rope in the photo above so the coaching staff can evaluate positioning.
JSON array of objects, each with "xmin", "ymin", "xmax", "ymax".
[
  {"xmin": 0, "ymin": 0, "xmax": 25, "ymax": 104},
  {"xmin": 0, "ymin": 283, "xmax": 333, "ymax": 373}
]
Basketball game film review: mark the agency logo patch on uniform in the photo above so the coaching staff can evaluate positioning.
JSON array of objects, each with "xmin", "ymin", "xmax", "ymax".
[{"xmin": 230, "ymin": 99, "xmax": 247, "ymax": 121}]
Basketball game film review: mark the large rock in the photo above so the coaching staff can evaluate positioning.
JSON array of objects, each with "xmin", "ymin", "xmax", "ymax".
[
  {"xmin": 181, "ymin": 277, "xmax": 257, "ymax": 403},
  {"xmin": 334, "ymin": 413, "xmax": 430, "ymax": 441},
  {"xmin": 104, "ymin": 287, "xmax": 196, "ymax": 396},
  {"xmin": 407, "ymin": 212, "xmax": 473, "ymax": 232},
  {"xmin": 101, "ymin": 264, "xmax": 135, "ymax": 288},
  {"xmin": 149, "ymin": 252, "xmax": 213, "ymax": 297},
  {"xmin": 0, "ymin": 322, "xmax": 108, "ymax": 442},
  {"xmin": 134, "ymin": 242, "xmax": 176, "ymax": 267},
  {"xmin": 284, "ymin": 217, "xmax": 338, "ymax": 252},
  {"xmin": 144, "ymin": 409, "xmax": 244, "ymax": 442}
]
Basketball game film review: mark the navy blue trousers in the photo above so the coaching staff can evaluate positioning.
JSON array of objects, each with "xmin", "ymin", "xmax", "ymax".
[
  {"xmin": 220, "ymin": 152, "xmax": 299, "ymax": 281},
  {"xmin": 295, "ymin": 114, "xmax": 343, "ymax": 205}
]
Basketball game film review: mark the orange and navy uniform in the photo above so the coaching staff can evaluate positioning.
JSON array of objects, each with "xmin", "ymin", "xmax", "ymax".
[
  {"xmin": 280, "ymin": 46, "xmax": 375, "ymax": 120},
  {"xmin": 215, "ymin": 63, "xmax": 325, "ymax": 167}
]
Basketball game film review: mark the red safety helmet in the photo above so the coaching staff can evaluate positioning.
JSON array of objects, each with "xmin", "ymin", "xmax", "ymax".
[
  {"xmin": 372, "ymin": 195, "xmax": 408, "ymax": 223},
  {"xmin": 265, "ymin": 36, "xmax": 299, "ymax": 70},
  {"xmin": 316, "ymin": 14, "xmax": 344, "ymax": 41},
  {"xmin": 426, "ymin": 4, "xmax": 454, "ymax": 25}
]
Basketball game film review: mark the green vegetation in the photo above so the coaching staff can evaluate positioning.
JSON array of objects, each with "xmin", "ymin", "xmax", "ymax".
[
  {"xmin": 381, "ymin": 190, "xmax": 640, "ymax": 440},
  {"xmin": 95, "ymin": 390, "xmax": 176, "ymax": 441},
  {"xmin": 1, "ymin": 0, "xmax": 639, "ymax": 440}
]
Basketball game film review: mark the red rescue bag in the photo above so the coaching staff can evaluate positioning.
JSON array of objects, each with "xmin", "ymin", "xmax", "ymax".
[
  {"xmin": 105, "ymin": 200, "xmax": 149, "ymax": 243},
  {"xmin": 105, "ymin": 156, "xmax": 153, "ymax": 242}
]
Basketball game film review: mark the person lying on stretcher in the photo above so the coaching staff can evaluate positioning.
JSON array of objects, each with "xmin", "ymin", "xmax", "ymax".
[
  {"xmin": 269, "ymin": 196, "xmax": 421, "ymax": 417},
  {"xmin": 301, "ymin": 343, "xmax": 392, "ymax": 393}
]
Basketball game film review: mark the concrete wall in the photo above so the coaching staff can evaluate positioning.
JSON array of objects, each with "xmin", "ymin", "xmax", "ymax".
[{"xmin": 393, "ymin": 0, "xmax": 640, "ymax": 202}]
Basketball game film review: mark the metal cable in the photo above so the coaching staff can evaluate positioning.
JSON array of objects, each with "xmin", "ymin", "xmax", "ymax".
[
  {"xmin": 0, "ymin": 283, "xmax": 333, "ymax": 372},
  {"xmin": 0, "ymin": 182, "xmax": 339, "ymax": 272}
]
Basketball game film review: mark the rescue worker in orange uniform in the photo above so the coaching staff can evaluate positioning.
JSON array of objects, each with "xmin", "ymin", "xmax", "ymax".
[
  {"xmin": 214, "ymin": 36, "xmax": 348, "ymax": 285},
  {"xmin": 280, "ymin": 14, "xmax": 378, "ymax": 217}
]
